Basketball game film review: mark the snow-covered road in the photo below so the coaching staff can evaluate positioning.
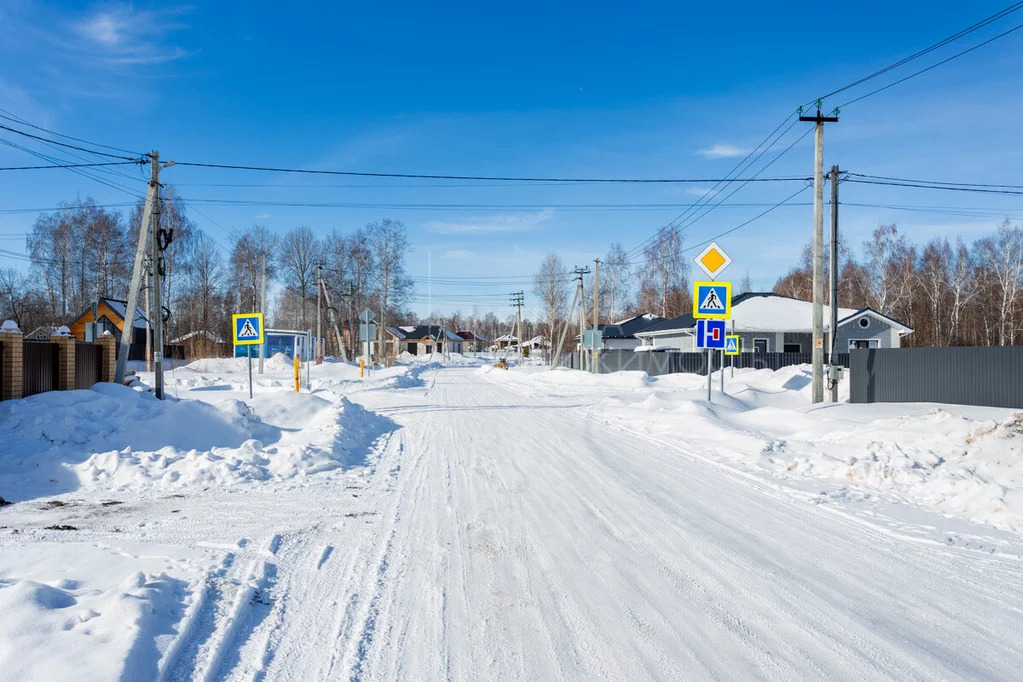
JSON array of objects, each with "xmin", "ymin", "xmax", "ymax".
[
  {"xmin": 254, "ymin": 366, "xmax": 1023, "ymax": 680},
  {"xmin": 4, "ymin": 364, "xmax": 1023, "ymax": 680}
]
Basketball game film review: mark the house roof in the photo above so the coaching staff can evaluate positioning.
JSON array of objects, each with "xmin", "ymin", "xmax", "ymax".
[
  {"xmin": 94, "ymin": 297, "xmax": 149, "ymax": 329},
  {"xmin": 387, "ymin": 325, "xmax": 463, "ymax": 342},
  {"xmin": 170, "ymin": 330, "xmax": 226, "ymax": 344},
  {"xmin": 456, "ymin": 330, "xmax": 487, "ymax": 341},
  {"xmin": 636, "ymin": 292, "xmax": 912, "ymax": 337},
  {"xmin": 600, "ymin": 313, "xmax": 662, "ymax": 339}
]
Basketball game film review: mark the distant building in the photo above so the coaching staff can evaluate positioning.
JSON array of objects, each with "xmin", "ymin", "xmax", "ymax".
[
  {"xmin": 635, "ymin": 292, "xmax": 913, "ymax": 352},
  {"xmin": 68, "ymin": 297, "xmax": 150, "ymax": 360},
  {"xmin": 386, "ymin": 325, "xmax": 465, "ymax": 356},
  {"xmin": 455, "ymin": 330, "xmax": 488, "ymax": 353}
]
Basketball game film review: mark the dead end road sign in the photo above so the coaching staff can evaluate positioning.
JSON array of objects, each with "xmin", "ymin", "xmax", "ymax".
[{"xmin": 696, "ymin": 319, "xmax": 726, "ymax": 349}]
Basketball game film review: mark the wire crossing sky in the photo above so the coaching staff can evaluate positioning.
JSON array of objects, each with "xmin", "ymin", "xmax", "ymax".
[{"xmin": 0, "ymin": 2, "xmax": 1022, "ymax": 315}]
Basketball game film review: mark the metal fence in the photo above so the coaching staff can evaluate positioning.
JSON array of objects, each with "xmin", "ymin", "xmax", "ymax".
[
  {"xmin": 75, "ymin": 342, "xmax": 102, "ymax": 390},
  {"xmin": 22, "ymin": 340, "xmax": 59, "ymax": 397},
  {"xmin": 850, "ymin": 346, "xmax": 1023, "ymax": 408},
  {"xmin": 557, "ymin": 350, "xmax": 850, "ymax": 377}
]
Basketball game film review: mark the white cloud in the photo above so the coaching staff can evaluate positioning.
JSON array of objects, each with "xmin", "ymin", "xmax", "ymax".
[
  {"xmin": 685, "ymin": 187, "xmax": 712, "ymax": 197},
  {"xmin": 442, "ymin": 249, "xmax": 473, "ymax": 259},
  {"xmin": 698, "ymin": 143, "xmax": 751, "ymax": 159},
  {"xmin": 70, "ymin": 3, "xmax": 192, "ymax": 65},
  {"xmin": 425, "ymin": 208, "xmax": 554, "ymax": 235},
  {"xmin": 254, "ymin": 213, "xmax": 272, "ymax": 220}
]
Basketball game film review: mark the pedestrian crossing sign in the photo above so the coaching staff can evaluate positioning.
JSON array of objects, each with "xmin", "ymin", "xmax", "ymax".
[
  {"xmin": 693, "ymin": 281, "xmax": 732, "ymax": 319},
  {"xmin": 724, "ymin": 335, "xmax": 740, "ymax": 356},
  {"xmin": 232, "ymin": 312, "xmax": 264, "ymax": 346}
]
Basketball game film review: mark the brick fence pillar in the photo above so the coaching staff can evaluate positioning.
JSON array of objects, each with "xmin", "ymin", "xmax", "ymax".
[
  {"xmin": 50, "ymin": 327, "xmax": 75, "ymax": 390},
  {"xmin": 96, "ymin": 331, "xmax": 116, "ymax": 383},
  {"xmin": 0, "ymin": 320, "xmax": 23, "ymax": 400}
]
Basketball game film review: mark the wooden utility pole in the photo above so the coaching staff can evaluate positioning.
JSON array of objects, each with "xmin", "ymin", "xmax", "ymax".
[
  {"xmin": 829, "ymin": 165, "xmax": 840, "ymax": 402},
  {"xmin": 552, "ymin": 284, "xmax": 579, "ymax": 369},
  {"xmin": 799, "ymin": 103, "xmax": 838, "ymax": 404}
]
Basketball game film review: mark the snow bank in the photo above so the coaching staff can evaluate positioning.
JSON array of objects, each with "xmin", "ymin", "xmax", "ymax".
[
  {"xmin": 0, "ymin": 382, "xmax": 396, "ymax": 499},
  {"xmin": 0, "ymin": 571, "xmax": 187, "ymax": 681},
  {"xmin": 495, "ymin": 364, "xmax": 1023, "ymax": 532}
]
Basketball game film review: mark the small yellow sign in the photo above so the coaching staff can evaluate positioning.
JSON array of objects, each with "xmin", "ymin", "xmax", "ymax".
[{"xmin": 694, "ymin": 241, "xmax": 733, "ymax": 279}]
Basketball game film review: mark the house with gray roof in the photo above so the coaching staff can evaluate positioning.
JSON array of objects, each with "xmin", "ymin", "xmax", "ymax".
[
  {"xmin": 634, "ymin": 292, "xmax": 913, "ymax": 353},
  {"xmin": 386, "ymin": 325, "xmax": 464, "ymax": 356}
]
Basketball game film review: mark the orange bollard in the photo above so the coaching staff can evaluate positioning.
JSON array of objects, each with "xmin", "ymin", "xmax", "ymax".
[{"xmin": 294, "ymin": 356, "xmax": 301, "ymax": 392}]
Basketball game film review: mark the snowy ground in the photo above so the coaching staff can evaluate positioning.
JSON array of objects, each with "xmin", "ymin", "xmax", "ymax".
[{"xmin": 1, "ymin": 354, "xmax": 1022, "ymax": 680}]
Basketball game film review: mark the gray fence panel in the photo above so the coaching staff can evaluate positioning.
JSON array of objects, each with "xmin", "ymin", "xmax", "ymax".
[{"xmin": 850, "ymin": 346, "xmax": 1023, "ymax": 408}]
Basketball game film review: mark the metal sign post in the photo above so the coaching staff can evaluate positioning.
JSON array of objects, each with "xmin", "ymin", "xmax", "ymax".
[
  {"xmin": 232, "ymin": 312, "xmax": 264, "ymax": 400},
  {"xmin": 696, "ymin": 319, "xmax": 726, "ymax": 402}
]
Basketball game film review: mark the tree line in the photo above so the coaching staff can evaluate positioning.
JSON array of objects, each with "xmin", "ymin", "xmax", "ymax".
[
  {"xmin": 773, "ymin": 220, "xmax": 1023, "ymax": 347},
  {"xmin": 1, "ymin": 191, "xmax": 416, "ymax": 356}
]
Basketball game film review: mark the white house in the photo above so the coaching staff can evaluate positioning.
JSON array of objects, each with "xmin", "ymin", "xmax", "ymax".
[{"xmin": 635, "ymin": 292, "xmax": 913, "ymax": 352}]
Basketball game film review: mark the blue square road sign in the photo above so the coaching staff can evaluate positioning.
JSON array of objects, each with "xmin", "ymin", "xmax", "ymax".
[{"xmin": 696, "ymin": 319, "xmax": 726, "ymax": 349}]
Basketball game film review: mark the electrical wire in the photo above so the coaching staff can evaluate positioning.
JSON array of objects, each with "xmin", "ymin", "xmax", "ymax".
[
  {"xmin": 838, "ymin": 20, "xmax": 1023, "ymax": 108},
  {"xmin": 0, "ymin": 108, "xmax": 148, "ymax": 157},
  {"xmin": 807, "ymin": 1, "xmax": 1023, "ymax": 106},
  {"xmin": 172, "ymin": 161, "xmax": 808, "ymax": 184},
  {"xmin": 846, "ymin": 172, "xmax": 1023, "ymax": 190},
  {"xmin": 845, "ymin": 177, "xmax": 1023, "ymax": 195},
  {"xmin": 0, "ymin": 122, "xmax": 143, "ymax": 161},
  {"xmin": 0, "ymin": 161, "xmax": 143, "ymax": 171}
]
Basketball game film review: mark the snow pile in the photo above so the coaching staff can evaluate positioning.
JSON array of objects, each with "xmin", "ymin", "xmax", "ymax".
[
  {"xmin": 0, "ymin": 383, "xmax": 395, "ymax": 499},
  {"xmin": 494, "ymin": 364, "xmax": 1023, "ymax": 531},
  {"xmin": 184, "ymin": 352, "xmax": 295, "ymax": 374},
  {"xmin": 0, "ymin": 572, "xmax": 186, "ymax": 681}
]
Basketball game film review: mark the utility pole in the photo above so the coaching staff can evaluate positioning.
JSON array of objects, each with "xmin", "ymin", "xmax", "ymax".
[
  {"xmin": 571, "ymin": 266, "xmax": 590, "ymax": 369},
  {"xmin": 115, "ymin": 170, "xmax": 157, "ymax": 386},
  {"xmin": 829, "ymin": 164, "xmax": 840, "ymax": 402},
  {"xmin": 592, "ymin": 258, "xmax": 600, "ymax": 374},
  {"xmin": 799, "ymin": 102, "xmax": 838, "ymax": 404},
  {"xmin": 509, "ymin": 291, "xmax": 524, "ymax": 363},
  {"xmin": 316, "ymin": 262, "xmax": 323, "ymax": 362},
  {"xmin": 552, "ymin": 283, "xmax": 579, "ymax": 369},
  {"xmin": 144, "ymin": 267, "xmax": 152, "ymax": 373},
  {"xmin": 259, "ymin": 253, "xmax": 267, "ymax": 374},
  {"xmin": 150, "ymin": 151, "xmax": 166, "ymax": 400}
]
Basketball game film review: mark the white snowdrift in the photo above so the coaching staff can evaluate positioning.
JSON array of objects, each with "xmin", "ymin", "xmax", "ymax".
[
  {"xmin": 0, "ymin": 382, "xmax": 395, "ymax": 499},
  {"xmin": 490, "ymin": 364, "xmax": 1023, "ymax": 531}
]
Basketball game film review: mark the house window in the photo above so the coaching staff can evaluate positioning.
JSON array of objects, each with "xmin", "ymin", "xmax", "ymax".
[
  {"xmin": 753, "ymin": 338, "xmax": 768, "ymax": 353},
  {"xmin": 858, "ymin": 317, "xmax": 870, "ymax": 328},
  {"xmin": 848, "ymin": 339, "xmax": 878, "ymax": 350},
  {"xmin": 408, "ymin": 342, "xmax": 417, "ymax": 355},
  {"xmin": 783, "ymin": 343, "xmax": 801, "ymax": 353}
]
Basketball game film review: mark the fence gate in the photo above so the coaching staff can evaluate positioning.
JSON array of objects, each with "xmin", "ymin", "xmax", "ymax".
[
  {"xmin": 22, "ymin": 341, "xmax": 59, "ymax": 397},
  {"xmin": 75, "ymin": 342, "xmax": 102, "ymax": 389}
]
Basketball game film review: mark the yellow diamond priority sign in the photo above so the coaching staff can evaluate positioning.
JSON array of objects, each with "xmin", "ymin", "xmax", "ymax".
[{"xmin": 694, "ymin": 242, "xmax": 732, "ymax": 279}]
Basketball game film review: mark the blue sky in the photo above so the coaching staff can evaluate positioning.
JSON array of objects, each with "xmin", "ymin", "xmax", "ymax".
[{"xmin": 1, "ymin": 1, "xmax": 1022, "ymax": 319}]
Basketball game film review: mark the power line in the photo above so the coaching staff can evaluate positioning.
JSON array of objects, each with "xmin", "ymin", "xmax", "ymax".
[
  {"xmin": 845, "ymin": 177, "xmax": 1023, "ymax": 196},
  {"xmin": 0, "ymin": 108, "xmax": 147, "ymax": 157},
  {"xmin": 838, "ymin": 20, "xmax": 1023, "ymax": 108},
  {"xmin": 0, "ymin": 122, "xmax": 143, "ymax": 162},
  {"xmin": 808, "ymin": 1, "xmax": 1023, "ymax": 106},
  {"xmin": 172, "ymin": 160, "xmax": 809, "ymax": 184},
  {"xmin": 846, "ymin": 172, "xmax": 1023, "ymax": 190},
  {"xmin": 0, "ymin": 161, "xmax": 143, "ymax": 171}
]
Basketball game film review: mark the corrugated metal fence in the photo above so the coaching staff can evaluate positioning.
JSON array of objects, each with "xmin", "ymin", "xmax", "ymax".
[
  {"xmin": 22, "ymin": 340, "xmax": 58, "ymax": 397},
  {"xmin": 75, "ymin": 342, "xmax": 102, "ymax": 390},
  {"xmin": 558, "ymin": 350, "xmax": 850, "ymax": 377},
  {"xmin": 850, "ymin": 346, "xmax": 1023, "ymax": 408}
]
